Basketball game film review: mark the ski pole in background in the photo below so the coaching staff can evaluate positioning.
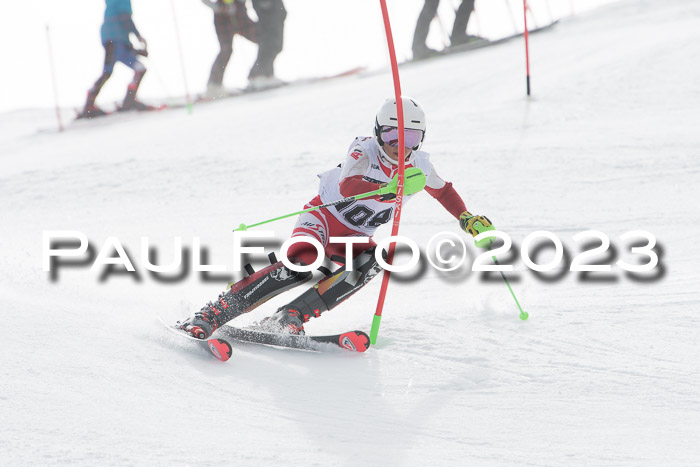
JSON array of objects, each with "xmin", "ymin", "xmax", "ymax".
[
  {"xmin": 170, "ymin": 0, "xmax": 193, "ymax": 113},
  {"xmin": 233, "ymin": 168, "xmax": 426, "ymax": 231},
  {"xmin": 543, "ymin": 0, "xmax": 554, "ymax": 24},
  {"xmin": 45, "ymin": 25, "xmax": 64, "ymax": 132},
  {"xmin": 470, "ymin": 3, "xmax": 482, "ymax": 37},
  {"xmin": 503, "ymin": 0, "xmax": 519, "ymax": 34},
  {"xmin": 371, "ymin": 0, "xmax": 408, "ymax": 346},
  {"xmin": 523, "ymin": 0, "xmax": 531, "ymax": 96},
  {"xmin": 435, "ymin": 11, "xmax": 452, "ymax": 48}
]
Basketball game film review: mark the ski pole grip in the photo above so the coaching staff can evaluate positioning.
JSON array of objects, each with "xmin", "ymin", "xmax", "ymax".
[{"xmin": 473, "ymin": 223, "xmax": 495, "ymax": 248}]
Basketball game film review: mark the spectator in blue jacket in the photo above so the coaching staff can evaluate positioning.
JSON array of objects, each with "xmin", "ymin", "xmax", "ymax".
[{"xmin": 81, "ymin": 0, "xmax": 149, "ymax": 118}]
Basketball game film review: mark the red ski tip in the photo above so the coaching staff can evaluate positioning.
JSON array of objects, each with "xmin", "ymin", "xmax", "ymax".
[
  {"xmin": 338, "ymin": 331, "xmax": 370, "ymax": 352},
  {"xmin": 207, "ymin": 339, "xmax": 233, "ymax": 362}
]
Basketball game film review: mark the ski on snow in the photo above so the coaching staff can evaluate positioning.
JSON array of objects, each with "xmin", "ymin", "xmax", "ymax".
[
  {"xmin": 402, "ymin": 20, "xmax": 560, "ymax": 66},
  {"xmin": 216, "ymin": 326, "xmax": 371, "ymax": 354},
  {"xmin": 159, "ymin": 316, "xmax": 234, "ymax": 362},
  {"xmin": 158, "ymin": 316, "xmax": 370, "ymax": 363}
]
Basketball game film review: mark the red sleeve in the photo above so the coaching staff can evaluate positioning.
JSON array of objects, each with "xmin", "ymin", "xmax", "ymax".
[
  {"xmin": 339, "ymin": 175, "xmax": 382, "ymax": 199},
  {"xmin": 425, "ymin": 182, "xmax": 467, "ymax": 220}
]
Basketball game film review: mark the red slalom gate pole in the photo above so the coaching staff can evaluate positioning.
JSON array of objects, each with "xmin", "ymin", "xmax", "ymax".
[
  {"xmin": 45, "ymin": 25, "xmax": 64, "ymax": 132},
  {"xmin": 523, "ymin": 0, "xmax": 531, "ymax": 96},
  {"xmin": 370, "ymin": 0, "xmax": 406, "ymax": 345}
]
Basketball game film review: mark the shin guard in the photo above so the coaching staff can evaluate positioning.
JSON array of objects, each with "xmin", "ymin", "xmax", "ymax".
[{"xmin": 274, "ymin": 247, "xmax": 382, "ymax": 324}]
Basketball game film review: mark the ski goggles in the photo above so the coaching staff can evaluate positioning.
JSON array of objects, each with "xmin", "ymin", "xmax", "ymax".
[{"xmin": 380, "ymin": 126, "xmax": 424, "ymax": 148}]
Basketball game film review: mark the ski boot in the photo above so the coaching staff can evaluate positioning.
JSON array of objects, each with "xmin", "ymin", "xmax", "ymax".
[
  {"xmin": 412, "ymin": 46, "xmax": 443, "ymax": 61},
  {"xmin": 119, "ymin": 98, "xmax": 154, "ymax": 112},
  {"xmin": 178, "ymin": 256, "xmax": 313, "ymax": 339},
  {"xmin": 178, "ymin": 310, "xmax": 218, "ymax": 340},
  {"xmin": 78, "ymin": 105, "xmax": 108, "ymax": 119},
  {"xmin": 119, "ymin": 71, "xmax": 151, "ymax": 112},
  {"xmin": 450, "ymin": 34, "xmax": 487, "ymax": 48},
  {"xmin": 260, "ymin": 307, "xmax": 306, "ymax": 335}
]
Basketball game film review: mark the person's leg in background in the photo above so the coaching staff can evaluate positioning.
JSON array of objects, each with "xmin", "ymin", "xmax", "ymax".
[
  {"xmin": 451, "ymin": 0, "xmax": 476, "ymax": 46},
  {"xmin": 248, "ymin": 0, "xmax": 286, "ymax": 89},
  {"xmin": 412, "ymin": 0, "xmax": 441, "ymax": 60},
  {"xmin": 207, "ymin": 12, "xmax": 236, "ymax": 98},
  {"xmin": 82, "ymin": 41, "xmax": 117, "ymax": 118}
]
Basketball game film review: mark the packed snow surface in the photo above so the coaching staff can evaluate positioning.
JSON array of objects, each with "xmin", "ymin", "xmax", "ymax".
[{"xmin": 1, "ymin": 1, "xmax": 699, "ymax": 465}]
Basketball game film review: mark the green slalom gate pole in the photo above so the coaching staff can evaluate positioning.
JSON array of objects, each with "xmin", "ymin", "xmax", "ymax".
[{"xmin": 370, "ymin": 314, "xmax": 382, "ymax": 344}]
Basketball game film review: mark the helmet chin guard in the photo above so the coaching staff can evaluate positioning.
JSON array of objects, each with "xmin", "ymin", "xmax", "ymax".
[
  {"xmin": 376, "ymin": 140, "xmax": 414, "ymax": 166},
  {"xmin": 374, "ymin": 96, "xmax": 426, "ymax": 151}
]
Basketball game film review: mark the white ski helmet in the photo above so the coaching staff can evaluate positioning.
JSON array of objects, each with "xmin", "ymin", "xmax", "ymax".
[{"xmin": 374, "ymin": 96, "xmax": 426, "ymax": 151}]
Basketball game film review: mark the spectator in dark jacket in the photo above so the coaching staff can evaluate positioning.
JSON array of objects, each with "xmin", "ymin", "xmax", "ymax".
[
  {"xmin": 202, "ymin": 0, "xmax": 258, "ymax": 99},
  {"xmin": 413, "ymin": 0, "xmax": 476, "ymax": 60},
  {"xmin": 81, "ymin": 0, "xmax": 149, "ymax": 118},
  {"xmin": 247, "ymin": 0, "xmax": 286, "ymax": 90}
]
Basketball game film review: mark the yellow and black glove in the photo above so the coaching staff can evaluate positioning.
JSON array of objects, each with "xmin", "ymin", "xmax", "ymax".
[
  {"xmin": 459, "ymin": 211, "xmax": 495, "ymax": 248},
  {"xmin": 459, "ymin": 211, "xmax": 493, "ymax": 236}
]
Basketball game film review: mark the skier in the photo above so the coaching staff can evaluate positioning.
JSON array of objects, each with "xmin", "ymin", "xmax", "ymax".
[
  {"xmin": 201, "ymin": 0, "xmax": 258, "ymax": 99},
  {"xmin": 178, "ymin": 97, "xmax": 493, "ymax": 339},
  {"xmin": 80, "ymin": 0, "xmax": 150, "ymax": 118}
]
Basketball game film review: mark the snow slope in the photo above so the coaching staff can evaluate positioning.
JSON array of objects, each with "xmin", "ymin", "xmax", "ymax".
[{"xmin": 2, "ymin": 0, "xmax": 699, "ymax": 464}]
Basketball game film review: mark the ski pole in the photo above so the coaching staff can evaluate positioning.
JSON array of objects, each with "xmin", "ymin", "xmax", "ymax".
[
  {"xmin": 503, "ymin": 0, "xmax": 519, "ymax": 34},
  {"xmin": 475, "ymin": 231, "xmax": 528, "ymax": 320},
  {"xmin": 234, "ymin": 168, "xmax": 426, "ymax": 231},
  {"xmin": 434, "ymin": 10, "xmax": 451, "ymax": 48},
  {"xmin": 471, "ymin": 3, "xmax": 482, "ymax": 38},
  {"xmin": 233, "ymin": 188, "xmax": 383, "ymax": 231},
  {"xmin": 543, "ymin": 0, "xmax": 554, "ymax": 24},
  {"xmin": 492, "ymin": 255, "xmax": 528, "ymax": 320},
  {"xmin": 45, "ymin": 25, "xmax": 64, "ymax": 132},
  {"xmin": 170, "ymin": 0, "xmax": 193, "ymax": 113}
]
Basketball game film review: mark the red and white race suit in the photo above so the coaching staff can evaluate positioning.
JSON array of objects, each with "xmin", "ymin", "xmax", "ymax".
[{"xmin": 290, "ymin": 136, "xmax": 467, "ymax": 263}]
